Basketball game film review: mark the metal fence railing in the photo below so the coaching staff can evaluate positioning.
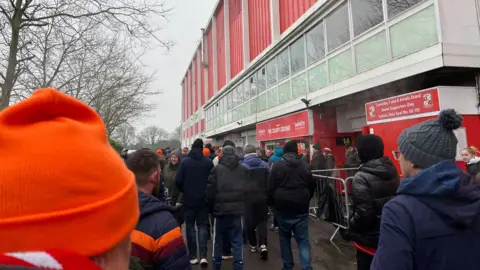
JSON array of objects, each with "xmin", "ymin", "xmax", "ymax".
[{"xmin": 310, "ymin": 168, "xmax": 357, "ymax": 247}]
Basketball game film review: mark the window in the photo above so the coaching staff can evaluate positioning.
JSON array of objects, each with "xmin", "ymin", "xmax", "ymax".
[
  {"xmin": 306, "ymin": 22, "xmax": 325, "ymax": 65},
  {"xmin": 257, "ymin": 93, "xmax": 267, "ymax": 112},
  {"xmin": 278, "ymin": 81, "xmax": 291, "ymax": 103},
  {"xmin": 249, "ymin": 75, "xmax": 257, "ymax": 97},
  {"xmin": 218, "ymin": 101, "xmax": 223, "ymax": 115},
  {"xmin": 328, "ymin": 48, "xmax": 354, "ymax": 82},
  {"xmin": 250, "ymin": 97, "xmax": 257, "ymax": 114},
  {"xmin": 355, "ymin": 31, "xmax": 388, "ymax": 72},
  {"xmin": 352, "ymin": 0, "xmax": 384, "ymax": 37},
  {"xmin": 387, "ymin": 0, "xmax": 425, "ymax": 19},
  {"xmin": 227, "ymin": 92, "xmax": 233, "ymax": 110},
  {"xmin": 326, "ymin": 3, "xmax": 350, "ymax": 52},
  {"xmin": 267, "ymin": 87, "xmax": 279, "ymax": 109},
  {"xmin": 257, "ymin": 68, "xmax": 266, "ymax": 93},
  {"xmin": 308, "ymin": 63, "xmax": 328, "ymax": 92},
  {"xmin": 231, "ymin": 88, "xmax": 237, "ymax": 105},
  {"xmin": 266, "ymin": 58, "xmax": 277, "ymax": 87},
  {"xmin": 291, "ymin": 73, "xmax": 307, "ymax": 99},
  {"xmin": 290, "ymin": 37, "xmax": 306, "ymax": 74},
  {"xmin": 243, "ymin": 79, "xmax": 250, "ymax": 100},
  {"xmin": 277, "ymin": 48, "xmax": 290, "ymax": 81},
  {"xmin": 237, "ymin": 84, "xmax": 243, "ymax": 103}
]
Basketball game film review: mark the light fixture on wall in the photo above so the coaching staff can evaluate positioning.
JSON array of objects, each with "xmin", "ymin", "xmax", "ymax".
[{"xmin": 301, "ymin": 98, "xmax": 311, "ymax": 107}]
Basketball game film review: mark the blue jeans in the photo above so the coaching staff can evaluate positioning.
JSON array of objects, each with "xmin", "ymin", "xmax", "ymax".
[
  {"xmin": 213, "ymin": 215, "xmax": 243, "ymax": 270},
  {"xmin": 184, "ymin": 206, "xmax": 209, "ymax": 258},
  {"xmin": 276, "ymin": 214, "xmax": 312, "ymax": 270}
]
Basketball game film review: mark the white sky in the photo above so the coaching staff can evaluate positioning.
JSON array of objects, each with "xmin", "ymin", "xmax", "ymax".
[{"xmin": 136, "ymin": 0, "xmax": 217, "ymax": 133}]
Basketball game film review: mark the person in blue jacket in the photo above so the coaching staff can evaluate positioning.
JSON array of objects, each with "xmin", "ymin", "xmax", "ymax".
[
  {"xmin": 371, "ymin": 109, "xmax": 480, "ymax": 270},
  {"xmin": 176, "ymin": 139, "xmax": 214, "ymax": 267},
  {"xmin": 268, "ymin": 147, "xmax": 284, "ymax": 168}
]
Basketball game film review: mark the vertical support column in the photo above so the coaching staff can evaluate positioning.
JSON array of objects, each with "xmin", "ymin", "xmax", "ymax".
[
  {"xmin": 224, "ymin": 0, "xmax": 231, "ymax": 83},
  {"xmin": 212, "ymin": 18, "xmax": 219, "ymax": 95},
  {"xmin": 197, "ymin": 53, "xmax": 202, "ymax": 137},
  {"xmin": 192, "ymin": 60, "xmax": 197, "ymax": 137},
  {"xmin": 241, "ymin": 0, "xmax": 250, "ymax": 68},
  {"xmin": 270, "ymin": 0, "xmax": 280, "ymax": 44}
]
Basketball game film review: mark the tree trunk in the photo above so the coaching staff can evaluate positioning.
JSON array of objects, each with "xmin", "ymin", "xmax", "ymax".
[{"xmin": 1, "ymin": 2, "xmax": 22, "ymax": 110}]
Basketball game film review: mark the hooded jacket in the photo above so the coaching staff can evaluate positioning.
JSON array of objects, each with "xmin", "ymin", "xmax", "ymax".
[
  {"xmin": 130, "ymin": 191, "xmax": 190, "ymax": 270},
  {"xmin": 268, "ymin": 147, "xmax": 284, "ymax": 168},
  {"xmin": 466, "ymin": 156, "xmax": 480, "ymax": 178},
  {"xmin": 206, "ymin": 149, "xmax": 248, "ymax": 217},
  {"xmin": 163, "ymin": 160, "xmax": 182, "ymax": 205},
  {"xmin": 267, "ymin": 152, "xmax": 316, "ymax": 216},
  {"xmin": 349, "ymin": 157, "xmax": 399, "ymax": 248},
  {"xmin": 371, "ymin": 161, "xmax": 480, "ymax": 270},
  {"xmin": 242, "ymin": 154, "xmax": 270, "ymax": 204},
  {"xmin": 176, "ymin": 148, "xmax": 213, "ymax": 209}
]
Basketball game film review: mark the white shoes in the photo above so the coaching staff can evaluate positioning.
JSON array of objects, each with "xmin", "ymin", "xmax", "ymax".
[
  {"xmin": 260, "ymin": 245, "xmax": 268, "ymax": 260},
  {"xmin": 190, "ymin": 258, "xmax": 198, "ymax": 265},
  {"xmin": 200, "ymin": 258, "xmax": 208, "ymax": 268},
  {"xmin": 249, "ymin": 245, "xmax": 257, "ymax": 253}
]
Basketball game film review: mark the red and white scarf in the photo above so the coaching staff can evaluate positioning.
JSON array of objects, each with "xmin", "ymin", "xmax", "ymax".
[{"xmin": 0, "ymin": 250, "xmax": 101, "ymax": 270}]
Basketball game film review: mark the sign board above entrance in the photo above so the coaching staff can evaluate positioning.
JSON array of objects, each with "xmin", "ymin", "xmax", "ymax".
[
  {"xmin": 256, "ymin": 110, "xmax": 312, "ymax": 141},
  {"xmin": 365, "ymin": 88, "xmax": 440, "ymax": 124}
]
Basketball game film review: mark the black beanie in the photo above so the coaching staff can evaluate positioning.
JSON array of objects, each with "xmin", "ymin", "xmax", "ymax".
[
  {"xmin": 283, "ymin": 141, "xmax": 298, "ymax": 154},
  {"xmin": 223, "ymin": 140, "xmax": 235, "ymax": 147},
  {"xmin": 192, "ymin": 138, "xmax": 204, "ymax": 149},
  {"xmin": 357, "ymin": 134, "xmax": 384, "ymax": 163}
]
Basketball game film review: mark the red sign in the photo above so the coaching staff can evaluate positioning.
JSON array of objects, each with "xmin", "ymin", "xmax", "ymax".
[
  {"xmin": 365, "ymin": 88, "xmax": 440, "ymax": 123},
  {"xmin": 256, "ymin": 111, "xmax": 311, "ymax": 141}
]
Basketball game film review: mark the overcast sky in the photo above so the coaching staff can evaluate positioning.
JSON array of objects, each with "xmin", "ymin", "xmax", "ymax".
[{"xmin": 136, "ymin": 0, "xmax": 217, "ymax": 133}]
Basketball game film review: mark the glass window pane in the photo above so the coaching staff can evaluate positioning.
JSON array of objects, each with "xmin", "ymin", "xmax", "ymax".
[
  {"xmin": 244, "ymin": 101, "xmax": 250, "ymax": 117},
  {"xmin": 237, "ymin": 104, "xmax": 244, "ymax": 119},
  {"xmin": 306, "ymin": 22, "xmax": 325, "ymax": 65},
  {"xmin": 232, "ymin": 108, "xmax": 237, "ymax": 121},
  {"xmin": 278, "ymin": 81, "xmax": 291, "ymax": 103},
  {"xmin": 292, "ymin": 73, "xmax": 307, "ymax": 99},
  {"xmin": 227, "ymin": 93, "xmax": 233, "ymax": 110},
  {"xmin": 355, "ymin": 31, "xmax": 389, "ymax": 72},
  {"xmin": 290, "ymin": 37, "xmax": 306, "ymax": 74},
  {"xmin": 388, "ymin": 0, "xmax": 425, "ymax": 19},
  {"xmin": 257, "ymin": 68, "xmax": 266, "ymax": 93},
  {"xmin": 390, "ymin": 5, "xmax": 437, "ymax": 59},
  {"xmin": 257, "ymin": 93, "xmax": 267, "ymax": 112},
  {"xmin": 227, "ymin": 111, "xmax": 232, "ymax": 123},
  {"xmin": 224, "ymin": 114, "xmax": 228, "ymax": 125},
  {"xmin": 266, "ymin": 58, "xmax": 277, "ymax": 86},
  {"xmin": 219, "ymin": 100, "xmax": 223, "ymax": 114},
  {"xmin": 237, "ymin": 84, "xmax": 243, "ymax": 103},
  {"xmin": 223, "ymin": 98, "xmax": 228, "ymax": 113},
  {"xmin": 232, "ymin": 88, "xmax": 238, "ymax": 105},
  {"xmin": 326, "ymin": 3, "xmax": 350, "ymax": 52},
  {"xmin": 277, "ymin": 48, "xmax": 290, "ymax": 80},
  {"xmin": 267, "ymin": 87, "xmax": 279, "ymax": 109},
  {"xmin": 250, "ymin": 75, "xmax": 257, "ymax": 97},
  {"xmin": 243, "ymin": 79, "xmax": 250, "ymax": 100},
  {"xmin": 250, "ymin": 97, "xmax": 257, "ymax": 114},
  {"xmin": 308, "ymin": 63, "xmax": 328, "ymax": 92},
  {"xmin": 352, "ymin": 0, "xmax": 384, "ymax": 37},
  {"xmin": 329, "ymin": 48, "xmax": 354, "ymax": 82}
]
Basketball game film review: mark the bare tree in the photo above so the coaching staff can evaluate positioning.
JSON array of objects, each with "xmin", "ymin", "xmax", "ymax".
[
  {"xmin": 0, "ymin": 0, "xmax": 172, "ymax": 109},
  {"xmin": 169, "ymin": 126, "xmax": 181, "ymax": 141},
  {"xmin": 113, "ymin": 123, "xmax": 136, "ymax": 148},
  {"xmin": 138, "ymin": 125, "xmax": 169, "ymax": 147}
]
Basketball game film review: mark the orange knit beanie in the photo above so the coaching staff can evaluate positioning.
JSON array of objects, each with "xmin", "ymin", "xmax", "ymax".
[
  {"xmin": 0, "ymin": 89, "xmax": 139, "ymax": 256},
  {"xmin": 203, "ymin": 148, "xmax": 210, "ymax": 157}
]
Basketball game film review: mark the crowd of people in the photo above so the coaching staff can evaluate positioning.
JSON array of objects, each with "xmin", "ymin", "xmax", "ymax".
[{"xmin": 0, "ymin": 89, "xmax": 479, "ymax": 270}]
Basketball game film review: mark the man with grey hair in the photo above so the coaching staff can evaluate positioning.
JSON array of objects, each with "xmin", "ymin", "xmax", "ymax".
[{"xmin": 242, "ymin": 144, "xmax": 270, "ymax": 260}]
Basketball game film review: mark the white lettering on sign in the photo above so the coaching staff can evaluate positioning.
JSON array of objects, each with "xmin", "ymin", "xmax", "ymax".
[
  {"xmin": 268, "ymin": 125, "xmax": 291, "ymax": 134},
  {"xmin": 294, "ymin": 121, "xmax": 305, "ymax": 129}
]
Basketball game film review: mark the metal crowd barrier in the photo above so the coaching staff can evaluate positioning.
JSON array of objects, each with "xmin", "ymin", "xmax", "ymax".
[{"xmin": 310, "ymin": 168, "xmax": 357, "ymax": 247}]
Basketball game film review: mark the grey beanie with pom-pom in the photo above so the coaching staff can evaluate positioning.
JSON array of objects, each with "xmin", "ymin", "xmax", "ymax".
[{"xmin": 397, "ymin": 109, "xmax": 463, "ymax": 168}]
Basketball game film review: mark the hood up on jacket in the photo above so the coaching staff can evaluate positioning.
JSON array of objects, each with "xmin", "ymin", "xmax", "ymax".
[
  {"xmin": 138, "ymin": 190, "xmax": 175, "ymax": 219},
  {"xmin": 187, "ymin": 148, "xmax": 204, "ymax": 161},
  {"xmin": 274, "ymin": 147, "xmax": 284, "ymax": 157},
  {"xmin": 398, "ymin": 160, "xmax": 480, "ymax": 229},
  {"xmin": 359, "ymin": 156, "xmax": 398, "ymax": 181},
  {"xmin": 243, "ymin": 154, "xmax": 269, "ymax": 170},
  {"xmin": 219, "ymin": 146, "xmax": 240, "ymax": 170},
  {"xmin": 283, "ymin": 152, "xmax": 303, "ymax": 168}
]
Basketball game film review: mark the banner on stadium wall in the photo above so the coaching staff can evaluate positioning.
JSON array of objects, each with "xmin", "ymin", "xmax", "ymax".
[
  {"xmin": 365, "ymin": 88, "xmax": 440, "ymax": 124},
  {"xmin": 256, "ymin": 110, "xmax": 313, "ymax": 141}
]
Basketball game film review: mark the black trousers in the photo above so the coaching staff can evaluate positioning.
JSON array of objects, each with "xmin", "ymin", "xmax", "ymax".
[
  {"xmin": 356, "ymin": 250, "xmax": 373, "ymax": 270},
  {"xmin": 245, "ymin": 202, "xmax": 268, "ymax": 247}
]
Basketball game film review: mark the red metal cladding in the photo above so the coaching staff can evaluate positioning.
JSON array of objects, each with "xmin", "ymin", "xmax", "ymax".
[
  {"xmin": 207, "ymin": 27, "xmax": 214, "ymax": 100},
  {"xmin": 229, "ymin": 0, "xmax": 243, "ymax": 79},
  {"xmin": 192, "ymin": 56, "xmax": 198, "ymax": 113},
  {"xmin": 182, "ymin": 83, "xmax": 185, "ymax": 121},
  {"xmin": 216, "ymin": 1, "xmax": 226, "ymax": 91},
  {"xmin": 279, "ymin": 0, "xmax": 316, "ymax": 33},
  {"xmin": 248, "ymin": 0, "xmax": 272, "ymax": 61},
  {"xmin": 188, "ymin": 67, "xmax": 193, "ymax": 118},
  {"xmin": 198, "ymin": 48, "xmax": 206, "ymax": 106}
]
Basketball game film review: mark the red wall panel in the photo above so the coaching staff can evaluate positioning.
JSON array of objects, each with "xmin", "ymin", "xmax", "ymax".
[
  {"xmin": 182, "ymin": 83, "xmax": 185, "ymax": 121},
  {"xmin": 192, "ymin": 57, "xmax": 197, "ymax": 113},
  {"xmin": 188, "ymin": 68, "xmax": 193, "ymax": 118},
  {"xmin": 279, "ymin": 0, "xmax": 316, "ymax": 33},
  {"xmin": 198, "ymin": 48, "xmax": 206, "ymax": 106},
  {"xmin": 216, "ymin": 1, "xmax": 226, "ymax": 91},
  {"xmin": 207, "ymin": 27, "xmax": 214, "ymax": 100},
  {"xmin": 229, "ymin": 0, "xmax": 243, "ymax": 79},
  {"xmin": 248, "ymin": 0, "xmax": 271, "ymax": 61}
]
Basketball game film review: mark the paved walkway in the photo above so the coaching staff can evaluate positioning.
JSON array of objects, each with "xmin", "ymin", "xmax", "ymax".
[{"xmin": 188, "ymin": 219, "xmax": 356, "ymax": 270}]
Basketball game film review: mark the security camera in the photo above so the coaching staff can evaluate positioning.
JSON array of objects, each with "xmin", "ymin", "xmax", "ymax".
[
  {"xmin": 237, "ymin": 121, "xmax": 242, "ymax": 125},
  {"xmin": 301, "ymin": 98, "xmax": 311, "ymax": 107}
]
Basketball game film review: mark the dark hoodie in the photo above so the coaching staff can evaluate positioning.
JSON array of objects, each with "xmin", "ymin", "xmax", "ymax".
[
  {"xmin": 371, "ymin": 161, "xmax": 480, "ymax": 270},
  {"xmin": 176, "ymin": 148, "xmax": 213, "ymax": 209},
  {"xmin": 206, "ymin": 147, "xmax": 248, "ymax": 217},
  {"xmin": 267, "ymin": 152, "xmax": 316, "ymax": 216},
  {"xmin": 130, "ymin": 191, "xmax": 190, "ymax": 270},
  {"xmin": 349, "ymin": 156, "xmax": 399, "ymax": 248}
]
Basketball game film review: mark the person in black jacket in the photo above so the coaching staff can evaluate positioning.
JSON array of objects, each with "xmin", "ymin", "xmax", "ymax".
[
  {"xmin": 348, "ymin": 134, "xmax": 399, "ymax": 270},
  {"xmin": 176, "ymin": 138, "xmax": 213, "ymax": 267},
  {"xmin": 267, "ymin": 141, "xmax": 316, "ymax": 270},
  {"xmin": 206, "ymin": 146, "xmax": 248, "ymax": 270}
]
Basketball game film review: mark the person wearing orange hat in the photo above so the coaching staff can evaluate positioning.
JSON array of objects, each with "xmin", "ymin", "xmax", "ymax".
[
  {"xmin": 203, "ymin": 147, "xmax": 211, "ymax": 158},
  {"xmin": 0, "ymin": 89, "xmax": 139, "ymax": 269},
  {"xmin": 126, "ymin": 149, "xmax": 190, "ymax": 270}
]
